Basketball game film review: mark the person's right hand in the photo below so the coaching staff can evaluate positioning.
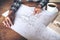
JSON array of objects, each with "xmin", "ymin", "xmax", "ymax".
[
  {"xmin": 2, "ymin": 10, "xmax": 15, "ymax": 28},
  {"xmin": 33, "ymin": 5, "xmax": 42, "ymax": 15}
]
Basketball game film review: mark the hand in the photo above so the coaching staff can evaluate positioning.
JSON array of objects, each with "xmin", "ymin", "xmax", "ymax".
[
  {"xmin": 2, "ymin": 10, "xmax": 15, "ymax": 28},
  {"xmin": 34, "ymin": 5, "xmax": 42, "ymax": 15},
  {"xmin": 3, "ymin": 16, "xmax": 13, "ymax": 27}
]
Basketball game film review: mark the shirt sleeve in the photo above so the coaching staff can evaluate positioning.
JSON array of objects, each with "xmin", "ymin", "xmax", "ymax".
[
  {"xmin": 39, "ymin": 0, "xmax": 49, "ymax": 8},
  {"xmin": 10, "ymin": 0, "xmax": 22, "ymax": 13}
]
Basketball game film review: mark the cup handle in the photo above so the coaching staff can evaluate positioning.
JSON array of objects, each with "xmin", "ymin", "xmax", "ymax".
[{"xmin": 43, "ymin": 5, "xmax": 47, "ymax": 10}]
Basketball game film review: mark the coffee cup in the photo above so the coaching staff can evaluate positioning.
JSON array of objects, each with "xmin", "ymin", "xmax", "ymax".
[{"xmin": 47, "ymin": 3, "xmax": 58, "ymax": 13}]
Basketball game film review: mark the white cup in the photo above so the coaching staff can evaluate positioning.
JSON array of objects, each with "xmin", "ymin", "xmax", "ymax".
[{"xmin": 47, "ymin": 3, "xmax": 58, "ymax": 13}]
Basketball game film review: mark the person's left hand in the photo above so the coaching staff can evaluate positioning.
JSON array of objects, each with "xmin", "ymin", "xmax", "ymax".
[
  {"xmin": 34, "ymin": 5, "xmax": 42, "ymax": 15},
  {"xmin": 2, "ymin": 10, "xmax": 15, "ymax": 28}
]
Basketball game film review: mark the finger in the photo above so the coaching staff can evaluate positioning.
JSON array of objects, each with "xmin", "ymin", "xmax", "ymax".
[
  {"xmin": 5, "ymin": 19, "xmax": 11, "ymax": 27},
  {"xmin": 33, "ymin": 8, "xmax": 37, "ymax": 15},
  {"xmin": 2, "ymin": 21, "xmax": 8, "ymax": 27},
  {"xmin": 36, "ymin": 9, "xmax": 42, "ymax": 14},
  {"xmin": 2, "ymin": 21, "xmax": 6, "ymax": 26},
  {"xmin": 7, "ymin": 17, "xmax": 13, "ymax": 26}
]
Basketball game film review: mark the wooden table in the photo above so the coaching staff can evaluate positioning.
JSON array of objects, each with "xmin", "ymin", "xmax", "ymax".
[
  {"xmin": 0, "ymin": 26, "xmax": 27, "ymax": 40},
  {"xmin": 0, "ymin": 17, "xmax": 27, "ymax": 40},
  {"xmin": 0, "ymin": 1, "xmax": 60, "ymax": 40}
]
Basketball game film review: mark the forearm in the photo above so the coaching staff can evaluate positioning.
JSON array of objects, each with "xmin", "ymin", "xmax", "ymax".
[
  {"xmin": 10, "ymin": 0, "xmax": 22, "ymax": 13},
  {"xmin": 6, "ymin": 0, "xmax": 22, "ymax": 18},
  {"xmin": 39, "ymin": 0, "xmax": 49, "ymax": 8}
]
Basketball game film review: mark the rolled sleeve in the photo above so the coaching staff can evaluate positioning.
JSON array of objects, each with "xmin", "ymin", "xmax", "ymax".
[
  {"xmin": 39, "ymin": 0, "xmax": 49, "ymax": 8},
  {"xmin": 10, "ymin": 0, "xmax": 22, "ymax": 13}
]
